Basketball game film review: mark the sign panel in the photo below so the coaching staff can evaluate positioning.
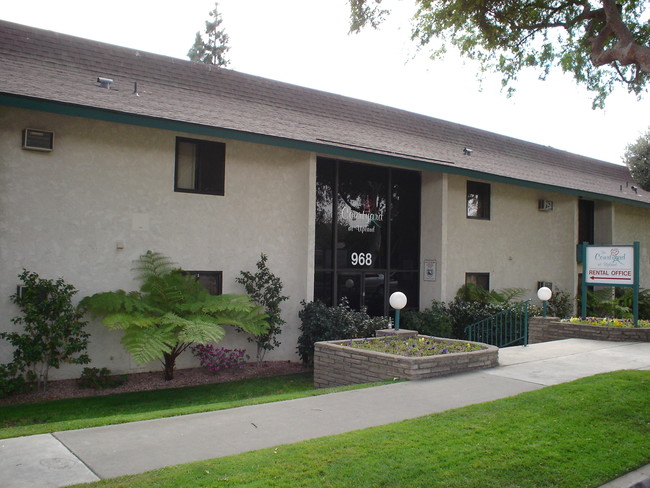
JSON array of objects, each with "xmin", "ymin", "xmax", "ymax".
[{"xmin": 584, "ymin": 245, "xmax": 635, "ymax": 286}]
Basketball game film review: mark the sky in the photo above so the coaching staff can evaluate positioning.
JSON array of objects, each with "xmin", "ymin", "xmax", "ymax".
[{"xmin": 2, "ymin": 0, "xmax": 649, "ymax": 164}]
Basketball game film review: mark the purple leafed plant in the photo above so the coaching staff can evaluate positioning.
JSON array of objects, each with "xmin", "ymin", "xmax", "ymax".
[{"xmin": 191, "ymin": 344, "xmax": 248, "ymax": 374}]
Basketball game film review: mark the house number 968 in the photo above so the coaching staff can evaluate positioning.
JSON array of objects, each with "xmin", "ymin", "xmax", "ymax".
[{"xmin": 351, "ymin": 252, "xmax": 372, "ymax": 266}]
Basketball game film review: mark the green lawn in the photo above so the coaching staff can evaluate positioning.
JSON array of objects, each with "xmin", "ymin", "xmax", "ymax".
[
  {"xmin": 0, "ymin": 372, "xmax": 385, "ymax": 439},
  {"xmin": 69, "ymin": 370, "xmax": 650, "ymax": 488}
]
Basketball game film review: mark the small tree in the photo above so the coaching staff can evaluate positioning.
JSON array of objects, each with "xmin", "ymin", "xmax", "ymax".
[
  {"xmin": 187, "ymin": 1, "xmax": 231, "ymax": 66},
  {"xmin": 1, "ymin": 270, "xmax": 90, "ymax": 391},
  {"xmin": 81, "ymin": 251, "xmax": 268, "ymax": 380},
  {"xmin": 624, "ymin": 127, "xmax": 650, "ymax": 191},
  {"xmin": 237, "ymin": 254, "xmax": 288, "ymax": 366}
]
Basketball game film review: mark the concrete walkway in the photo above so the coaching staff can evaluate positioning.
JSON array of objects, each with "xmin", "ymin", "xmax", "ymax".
[{"xmin": 2, "ymin": 338, "xmax": 650, "ymax": 488}]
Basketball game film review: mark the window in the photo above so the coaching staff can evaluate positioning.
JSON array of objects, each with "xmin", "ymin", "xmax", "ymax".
[
  {"xmin": 314, "ymin": 158, "xmax": 421, "ymax": 316},
  {"xmin": 175, "ymin": 137, "xmax": 225, "ymax": 195},
  {"xmin": 466, "ymin": 181, "xmax": 490, "ymax": 219},
  {"xmin": 578, "ymin": 199, "xmax": 594, "ymax": 245},
  {"xmin": 183, "ymin": 271, "xmax": 223, "ymax": 295},
  {"xmin": 466, "ymin": 272, "xmax": 490, "ymax": 291}
]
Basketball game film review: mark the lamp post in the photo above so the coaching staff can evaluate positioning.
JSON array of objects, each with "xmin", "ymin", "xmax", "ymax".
[
  {"xmin": 389, "ymin": 292, "xmax": 407, "ymax": 331},
  {"xmin": 537, "ymin": 287, "xmax": 552, "ymax": 317}
]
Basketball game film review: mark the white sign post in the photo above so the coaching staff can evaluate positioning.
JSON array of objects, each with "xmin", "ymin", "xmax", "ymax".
[{"xmin": 581, "ymin": 242, "xmax": 640, "ymax": 325}]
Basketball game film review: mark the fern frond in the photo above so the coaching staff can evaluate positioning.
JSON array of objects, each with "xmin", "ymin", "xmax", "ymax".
[
  {"xmin": 131, "ymin": 250, "xmax": 176, "ymax": 283},
  {"xmin": 121, "ymin": 325, "xmax": 176, "ymax": 364},
  {"xmin": 102, "ymin": 313, "xmax": 160, "ymax": 330},
  {"xmin": 177, "ymin": 319, "xmax": 226, "ymax": 345},
  {"xmin": 211, "ymin": 309, "xmax": 270, "ymax": 336},
  {"xmin": 495, "ymin": 288, "xmax": 527, "ymax": 304},
  {"xmin": 80, "ymin": 290, "xmax": 152, "ymax": 317}
]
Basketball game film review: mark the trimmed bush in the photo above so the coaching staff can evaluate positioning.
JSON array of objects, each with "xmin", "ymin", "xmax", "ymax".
[
  {"xmin": 297, "ymin": 299, "xmax": 389, "ymax": 365},
  {"xmin": 401, "ymin": 301, "xmax": 452, "ymax": 337}
]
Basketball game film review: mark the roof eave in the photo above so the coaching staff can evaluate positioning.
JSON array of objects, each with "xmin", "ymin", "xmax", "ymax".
[{"xmin": 3, "ymin": 92, "xmax": 649, "ymax": 209}]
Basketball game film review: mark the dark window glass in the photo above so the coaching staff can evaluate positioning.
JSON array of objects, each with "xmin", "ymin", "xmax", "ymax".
[
  {"xmin": 315, "ymin": 160, "xmax": 335, "ymax": 269},
  {"xmin": 183, "ymin": 271, "xmax": 223, "ymax": 295},
  {"xmin": 337, "ymin": 162, "xmax": 388, "ymax": 270},
  {"xmin": 578, "ymin": 199, "xmax": 595, "ymax": 244},
  {"xmin": 314, "ymin": 158, "xmax": 420, "ymax": 316},
  {"xmin": 337, "ymin": 272, "xmax": 363, "ymax": 311},
  {"xmin": 314, "ymin": 271, "xmax": 334, "ymax": 306},
  {"xmin": 175, "ymin": 137, "xmax": 225, "ymax": 195},
  {"xmin": 466, "ymin": 181, "xmax": 490, "ymax": 219},
  {"xmin": 465, "ymin": 272, "xmax": 490, "ymax": 291},
  {"xmin": 391, "ymin": 169, "xmax": 421, "ymax": 270}
]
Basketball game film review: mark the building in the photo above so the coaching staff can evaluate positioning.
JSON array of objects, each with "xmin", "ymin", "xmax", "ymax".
[{"xmin": 1, "ymin": 20, "xmax": 649, "ymax": 378}]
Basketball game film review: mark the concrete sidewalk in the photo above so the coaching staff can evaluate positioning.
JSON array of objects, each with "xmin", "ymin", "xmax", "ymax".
[{"xmin": 2, "ymin": 338, "xmax": 650, "ymax": 488}]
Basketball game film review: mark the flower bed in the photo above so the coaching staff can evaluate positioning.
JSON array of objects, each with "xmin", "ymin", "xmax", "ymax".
[
  {"xmin": 528, "ymin": 317, "xmax": 650, "ymax": 344},
  {"xmin": 314, "ymin": 333, "xmax": 497, "ymax": 388},
  {"xmin": 562, "ymin": 317, "xmax": 650, "ymax": 328}
]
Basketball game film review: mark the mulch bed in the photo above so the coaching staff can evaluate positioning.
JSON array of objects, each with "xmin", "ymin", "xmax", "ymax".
[{"xmin": 0, "ymin": 361, "xmax": 311, "ymax": 406}]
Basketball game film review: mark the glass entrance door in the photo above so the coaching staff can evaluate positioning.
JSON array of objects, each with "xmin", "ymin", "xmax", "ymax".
[{"xmin": 315, "ymin": 158, "xmax": 421, "ymax": 316}]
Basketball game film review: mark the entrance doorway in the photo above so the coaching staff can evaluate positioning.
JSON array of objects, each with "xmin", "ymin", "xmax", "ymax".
[{"xmin": 314, "ymin": 158, "xmax": 421, "ymax": 316}]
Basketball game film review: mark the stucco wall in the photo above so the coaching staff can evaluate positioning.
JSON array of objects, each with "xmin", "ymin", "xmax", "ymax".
[
  {"xmin": 442, "ymin": 175, "xmax": 578, "ymax": 304},
  {"xmin": 612, "ymin": 203, "xmax": 650, "ymax": 289},
  {"xmin": 419, "ymin": 171, "xmax": 446, "ymax": 305},
  {"xmin": 0, "ymin": 107, "xmax": 313, "ymax": 379}
]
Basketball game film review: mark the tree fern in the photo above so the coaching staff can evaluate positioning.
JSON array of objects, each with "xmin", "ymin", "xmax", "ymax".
[
  {"xmin": 121, "ymin": 325, "xmax": 176, "ymax": 364},
  {"xmin": 81, "ymin": 251, "xmax": 269, "ymax": 380}
]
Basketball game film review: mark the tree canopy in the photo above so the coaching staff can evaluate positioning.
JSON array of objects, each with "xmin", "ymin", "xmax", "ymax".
[
  {"xmin": 348, "ymin": 0, "xmax": 650, "ymax": 107},
  {"xmin": 624, "ymin": 127, "xmax": 650, "ymax": 190},
  {"xmin": 188, "ymin": 1, "xmax": 231, "ymax": 66},
  {"xmin": 81, "ymin": 251, "xmax": 268, "ymax": 380}
]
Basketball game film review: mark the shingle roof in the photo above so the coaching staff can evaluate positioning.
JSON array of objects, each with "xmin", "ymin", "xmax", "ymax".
[{"xmin": 1, "ymin": 19, "xmax": 648, "ymax": 205}]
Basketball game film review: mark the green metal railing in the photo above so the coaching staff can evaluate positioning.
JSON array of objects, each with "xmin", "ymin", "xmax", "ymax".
[{"xmin": 465, "ymin": 300, "xmax": 530, "ymax": 347}]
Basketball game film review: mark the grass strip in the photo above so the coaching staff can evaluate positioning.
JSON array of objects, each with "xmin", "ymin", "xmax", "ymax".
[
  {"xmin": 0, "ymin": 373, "xmax": 387, "ymax": 439},
  {"xmin": 71, "ymin": 370, "xmax": 650, "ymax": 488}
]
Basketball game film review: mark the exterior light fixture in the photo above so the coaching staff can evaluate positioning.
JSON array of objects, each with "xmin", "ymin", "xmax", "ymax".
[
  {"xmin": 389, "ymin": 291, "xmax": 407, "ymax": 331},
  {"xmin": 537, "ymin": 286, "xmax": 552, "ymax": 317}
]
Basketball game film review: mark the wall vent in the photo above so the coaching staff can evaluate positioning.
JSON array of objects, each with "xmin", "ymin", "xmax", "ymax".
[
  {"xmin": 22, "ymin": 129, "xmax": 54, "ymax": 151},
  {"xmin": 538, "ymin": 199, "xmax": 553, "ymax": 211}
]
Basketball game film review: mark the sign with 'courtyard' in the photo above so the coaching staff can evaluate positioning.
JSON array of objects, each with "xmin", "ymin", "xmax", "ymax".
[{"xmin": 585, "ymin": 245, "xmax": 635, "ymax": 285}]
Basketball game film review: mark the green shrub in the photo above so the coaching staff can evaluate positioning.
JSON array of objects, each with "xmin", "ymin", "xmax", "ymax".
[
  {"xmin": 445, "ymin": 298, "xmax": 509, "ymax": 339},
  {"xmin": 0, "ymin": 363, "xmax": 28, "ymax": 398},
  {"xmin": 1, "ymin": 269, "xmax": 90, "ymax": 392},
  {"xmin": 401, "ymin": 301, "xmax": 452, "ymax": 337},
  {"xmin": 582, "ymin": 287, "xmax": 650, "ymax": 320},
  {"xmin": 77, "ymin": 367, "xmax": 127, "ymax": 390},
  {"xmin": 237, "ymin": 254, "xmax": 289, "ymax": 366},
  {"xmin": 547, "ymin": 288, "xmax": 574, "ymax": 318},
  {"xmin": 297, "ymin": 299, "xmax": 389, "ymax": 365}
]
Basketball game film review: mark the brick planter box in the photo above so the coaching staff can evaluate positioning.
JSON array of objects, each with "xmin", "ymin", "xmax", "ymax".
[
  {"xmin": 529, "ymin": 317, "xmax": 650, "ymax": 344},
  {"xmin": 314, "ymin": 334, "xmax": 498, "ymax": 388}
]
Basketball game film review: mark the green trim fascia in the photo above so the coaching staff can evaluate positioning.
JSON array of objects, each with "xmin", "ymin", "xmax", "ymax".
[{"xmin": 3, "ymin": 93, "xmax": 648, "ymax": 209}]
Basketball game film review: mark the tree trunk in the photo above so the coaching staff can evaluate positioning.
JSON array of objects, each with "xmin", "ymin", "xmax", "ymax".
[{"xmin": 163, "ymin": 352, "xmax": 176, "ymax": 381}]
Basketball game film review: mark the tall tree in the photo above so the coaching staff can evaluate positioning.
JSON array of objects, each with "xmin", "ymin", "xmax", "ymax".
[
  {"xmin": 624, "ymin": 127, "xmax": 650, "ymax": 191},
  {"xmin": 188, "ymin": 2, "xmax": 231, "ymax": 66},
  {"xmin": 348, "ymin": 0, "xmax": 650, "ymax": 107}
]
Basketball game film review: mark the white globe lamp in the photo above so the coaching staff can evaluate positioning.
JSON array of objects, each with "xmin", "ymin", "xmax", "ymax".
[
  {"xmin": 389, "ymin": 292, "xmax": 407, "ymax": 330},
  {"xmin": 537, "ymin": 287, "xmax": 552, "ymax": 317}
]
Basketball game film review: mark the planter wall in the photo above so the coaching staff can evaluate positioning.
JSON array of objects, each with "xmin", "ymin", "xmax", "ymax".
[
  {"xmin": 529, "ymin": 317, "xmax": 650, "ymax": 343},
  {"xmin": 314, "ymin": 334, "xmax": 498, "ymax": 388}
]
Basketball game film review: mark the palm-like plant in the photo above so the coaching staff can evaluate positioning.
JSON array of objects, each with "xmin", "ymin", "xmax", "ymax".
[{"xmin": 81, "ymin": 251, "xmax": 268, "ymax": 380}]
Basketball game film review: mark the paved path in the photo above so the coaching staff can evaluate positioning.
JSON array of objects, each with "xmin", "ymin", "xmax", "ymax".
[{"xmin": 2, "ymin": 339, "xmax": 650, "ymax": 488}]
